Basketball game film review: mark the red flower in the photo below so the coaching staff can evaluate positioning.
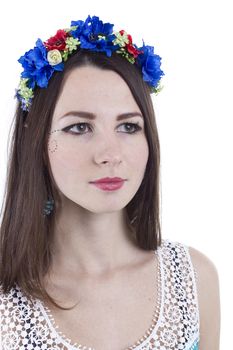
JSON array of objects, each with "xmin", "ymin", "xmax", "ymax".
[
  {"xmin": 126, "ymin": 43, "xmax": 142, "ymax": 58},
  {"xmin": 44, "ymin": 29, "xmax": 68, "ymax": 51},
  {"xmin": 119, "ymin": 30, "xmax": 142, "ymax": 58}
]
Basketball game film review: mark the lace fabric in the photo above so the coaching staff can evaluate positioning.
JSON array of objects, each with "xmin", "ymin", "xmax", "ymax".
[
  {"xmin": 37, "ymin": 248, "xmax": 161, "ymax": 350},
  {"xmin": 0, "ymin": 239, "xmax": 200, "ymax": 350}
]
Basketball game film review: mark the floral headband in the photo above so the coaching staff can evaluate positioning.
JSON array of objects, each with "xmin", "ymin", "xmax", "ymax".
[{"xmin": 16, "ymin": 15, "xmax": 164, "ymax": 111}]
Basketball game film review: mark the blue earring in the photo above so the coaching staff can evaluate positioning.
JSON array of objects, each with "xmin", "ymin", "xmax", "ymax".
[{"xmin": 43, "ymin": 198, "xmax": 55, "ymax": 216}]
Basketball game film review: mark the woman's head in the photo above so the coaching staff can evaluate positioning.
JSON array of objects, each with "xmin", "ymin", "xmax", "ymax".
[
  {"xmin": 0, "ymin": 18, "xmax": 162, "ymax": 310},
  {"xmin": 27, "ymin": 49, "xmax": 161, "ymax": 240},
  {"xmin": 48, "ymin": 58, "xmax": 150, "ymax": 222}
]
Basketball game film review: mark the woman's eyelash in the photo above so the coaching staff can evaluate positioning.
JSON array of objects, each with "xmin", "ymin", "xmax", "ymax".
[{"xmin": 62, "ymin": 122, "xmax": 142, "ymax": 135}]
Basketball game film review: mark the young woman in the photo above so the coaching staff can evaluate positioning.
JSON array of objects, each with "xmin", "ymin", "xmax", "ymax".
[{"xmin": 0, "ymin": 15, "xmax": 220, "ymax": 350}]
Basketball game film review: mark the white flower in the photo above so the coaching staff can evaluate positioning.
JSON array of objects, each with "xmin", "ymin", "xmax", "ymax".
[{"xmin": 47, "ymin": 49, "xmax": 62, "ymax": 66}]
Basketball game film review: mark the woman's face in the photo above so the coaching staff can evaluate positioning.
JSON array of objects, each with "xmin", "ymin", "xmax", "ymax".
[{"xmin": 48, "ymin": 65, "xmax": 149, "ymax": 213}]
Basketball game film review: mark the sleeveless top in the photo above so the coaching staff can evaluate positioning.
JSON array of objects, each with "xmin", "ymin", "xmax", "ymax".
[{"xmin": 0, "ymin": 239, "xmax": 200, "ymax": 350}]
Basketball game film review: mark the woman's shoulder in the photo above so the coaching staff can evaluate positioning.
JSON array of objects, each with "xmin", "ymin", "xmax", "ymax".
[
  {"xmin": 159, "ymin": 238, "xmax": 220, "ymax": 294},
  {"xmin": 161, "ymin": 237, "xmax": 219, "ymax": 271},
  {"xmin": 187, "ymin": 244, "xmax": 219, "ymax": 275},
  {"xmin": 181, "ymin": 241, "xmax": 221, "ymax": 349}
]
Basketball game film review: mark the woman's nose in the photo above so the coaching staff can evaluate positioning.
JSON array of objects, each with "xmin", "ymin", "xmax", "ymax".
[{"xmin": 93, "ymin": 135, "xmax": 123, "ymax": 165}]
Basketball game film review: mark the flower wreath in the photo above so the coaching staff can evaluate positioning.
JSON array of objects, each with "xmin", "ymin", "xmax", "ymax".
[{"xmin": 16, "ymin": 15, "xmax": 164, "ymax": 111}]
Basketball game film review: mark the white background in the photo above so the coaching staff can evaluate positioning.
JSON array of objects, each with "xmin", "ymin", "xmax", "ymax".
[{"xmin": 0, "ymin": 1, "xmax": 232, "ymax": 347}]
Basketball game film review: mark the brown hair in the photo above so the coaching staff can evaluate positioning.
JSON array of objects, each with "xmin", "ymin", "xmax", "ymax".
[{"xmin": 0, "ymin": 49, "xmax": 162, "ymax": 310}]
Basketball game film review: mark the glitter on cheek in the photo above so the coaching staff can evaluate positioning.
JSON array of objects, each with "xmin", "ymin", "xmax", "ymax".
[{"xmin": 48, "ymin": 139, "xmax": 58, "ymax": 153}]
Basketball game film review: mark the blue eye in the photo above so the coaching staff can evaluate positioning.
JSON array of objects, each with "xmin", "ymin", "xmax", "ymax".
[{"xmin": 62, "ymin": 122, "xmax": 142, "ymax": 135}]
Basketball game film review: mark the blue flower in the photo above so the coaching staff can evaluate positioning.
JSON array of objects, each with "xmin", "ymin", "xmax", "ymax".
[
  {"xmin": 136, "ymin": 43, "xmax": 164, "ymax": 88},
  {"xmin": 69, "ymin": 19, "xmax": 85, "ymax": 38},
  {"xmin": 70, "ymin": 15, "xmax": 118, "ymax": 57},
  {"xmin": 18, "ymin": 39, "xmax": 64, "ymax": 89}
]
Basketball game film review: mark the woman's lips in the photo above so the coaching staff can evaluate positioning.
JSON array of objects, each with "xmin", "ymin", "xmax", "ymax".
[
  {"xmin": 90, "ymin": 177, "xmax": 125, "ymax": 183},
  {"xmin": 90, "ymin": 180, "xmax": 125, "ymax": 191}
]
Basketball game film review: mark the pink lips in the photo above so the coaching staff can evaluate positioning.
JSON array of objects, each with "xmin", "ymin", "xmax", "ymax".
[
  {"xmin": 91, "ymin": 177, "xmax": 125, "ymax": 183},
  {"xmin": 89, "ymin": 177, "xmax": 126, "ymax": 191}
]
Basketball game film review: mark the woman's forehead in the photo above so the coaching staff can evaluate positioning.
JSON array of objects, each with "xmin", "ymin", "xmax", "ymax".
[
  {"xmin": 61, "ymin": 66, "xmax": 129, "ymax": 94},
  {"xmin": 53, "ymin": 66, "xmax": 140, "ymax": 118}
]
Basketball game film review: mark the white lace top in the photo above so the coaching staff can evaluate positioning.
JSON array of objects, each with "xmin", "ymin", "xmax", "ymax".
[{"xmin": 0, "ymin": 239, "xmax": 200, "ymax": 350}]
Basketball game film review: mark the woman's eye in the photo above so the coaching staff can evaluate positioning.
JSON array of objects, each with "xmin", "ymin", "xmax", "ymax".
[
  {"xmin": 118, "ymin": 123, "xmax": 142, "ymax": 133},
  {"xmin": 64, "ymin": 123, "xmax": 90, "ymax": 134},
  {"xmin": 62, "ymin": 122, "xmax": 142, "ymax": 135}
]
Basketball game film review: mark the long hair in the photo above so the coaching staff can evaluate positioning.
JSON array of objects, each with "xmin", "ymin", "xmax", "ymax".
[{"xmin": 0, "ymin": 50, "xmax": 162, "ymax": 310}]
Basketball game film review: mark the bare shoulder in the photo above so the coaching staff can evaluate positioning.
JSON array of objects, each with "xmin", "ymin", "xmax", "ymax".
[
  {"xmin": 188, "ymin": 245, "xmax": 220, "ymax": 283},
  {"xmin": 188, "ymin": 245, "xmax": 221, "ymax": 350}
]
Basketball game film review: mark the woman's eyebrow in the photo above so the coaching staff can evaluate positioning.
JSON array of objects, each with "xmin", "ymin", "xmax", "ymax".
[{"xmin": 59, "ymin": 111, "xmax": 143, "ymax": 121}]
